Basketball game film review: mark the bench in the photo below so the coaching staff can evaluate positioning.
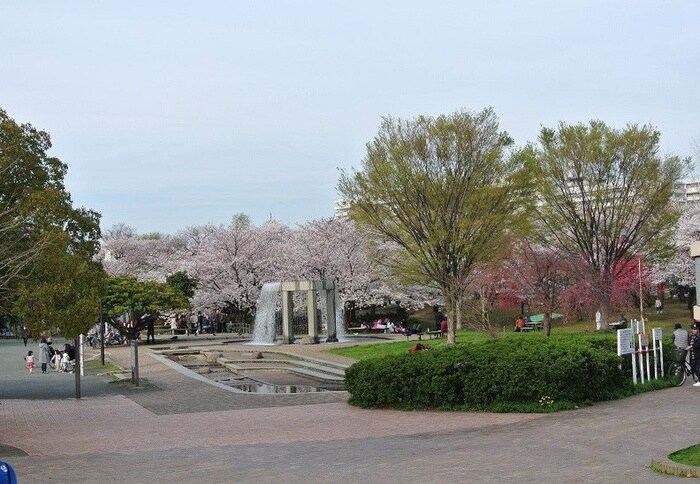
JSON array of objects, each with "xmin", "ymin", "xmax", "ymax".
[
  {"xmin": 608, "ymin": 320, "xmax": 627, "ymax": 331},
  {"xmin": 155, "ymin": 326, "xmax": 190, "ymax": 336},
  {"xmin": 426, "ymin": 330, "xmax": 443, "ymax": 339},
  {"xmin": 405, "ymin": 323, "xmax": 425, "ymax": 341}
]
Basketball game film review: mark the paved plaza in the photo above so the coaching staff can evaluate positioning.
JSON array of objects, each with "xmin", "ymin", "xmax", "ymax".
[{"xmin": 0, "ymin": 334, "xmax": 697, "ymax": 483}]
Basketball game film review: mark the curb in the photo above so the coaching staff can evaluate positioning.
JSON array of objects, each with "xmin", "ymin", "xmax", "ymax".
[{"xmin": 650, "ymin": 457, "xmax": 700, "ymax": 478}]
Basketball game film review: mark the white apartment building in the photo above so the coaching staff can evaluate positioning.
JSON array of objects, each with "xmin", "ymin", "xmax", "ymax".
[{"xmin": 673, "ymin": 180, "xmax": 700, "ymax": 205}]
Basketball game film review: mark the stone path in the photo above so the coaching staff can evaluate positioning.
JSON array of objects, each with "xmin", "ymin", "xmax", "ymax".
[{"xmin": 0, "ymin": 335, "xmax": 696, "ymax": 483}]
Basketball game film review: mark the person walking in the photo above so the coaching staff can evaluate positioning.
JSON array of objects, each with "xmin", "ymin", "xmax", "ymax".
[
  {"xmin": 197, "ymin": 311, "xmax": 204, "ymax": 335},
  {"xmin": 22, "ymin": 326, "xmax": 28, "ymax": 346},
  {"xmin": 38, "ymin": 337, "xmax": 50, "ymax": 374},
  {"xmin": 146, "ymin": 314, "xmax": 155, "ymax": 344},
  {"xmin": 655, "ymin": 297, "xmax": 663, "ymax": 314},
  {"xmin": 24, "ymin": 350, "xmax": 34, "ymax": 374},
  {"xmin": 190, "ymin": 312, "xmax": 198, "ymax": 336},
  {"xmin": 687, "ymin": 323, "xmax": 700, "ymax": 387}
]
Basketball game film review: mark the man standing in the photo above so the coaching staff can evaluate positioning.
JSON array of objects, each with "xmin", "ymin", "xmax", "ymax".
[
  {"xmin": 687, "ymin": 322, "xmax": 700, "ymax": 386},
  {"xmin": 146, "ymin": 314, "xmax": 155, "ymax": 344},
  {"xmin": 671, "ymin": 323, "xmax": 690, "ymax": 364}
]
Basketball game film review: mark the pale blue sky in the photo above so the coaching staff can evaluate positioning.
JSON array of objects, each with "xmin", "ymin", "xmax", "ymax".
[{"xmin": 2, "ymin": 1, "xmax": 698, "ymax": 234}]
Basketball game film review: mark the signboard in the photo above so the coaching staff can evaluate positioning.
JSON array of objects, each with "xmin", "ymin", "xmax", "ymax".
[
  {"xmin": 653, "ymin": 327, "xmax": 663, "ymax": 341},
  {"xmin": 640, "ymin": 333, "xmax": 649, "ymax": 347},
  {"xmin": 617, "ymin": 328, "xmax": 635, "ymax": 356}
]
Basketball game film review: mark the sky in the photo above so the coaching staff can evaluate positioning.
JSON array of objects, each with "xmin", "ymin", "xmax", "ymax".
[{"xmin": 1, "ymin": 1, "xmax": 698, "ymax": 235}]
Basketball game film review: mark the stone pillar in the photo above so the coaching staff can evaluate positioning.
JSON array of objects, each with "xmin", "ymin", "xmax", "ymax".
[
  {"xmin": 691, "ymin": 242, "xmax": 700, "ymax": 321},
  {"xmin": 325, "ymin": 287, "xmax": 338, "ymax": 342},
  {"xmin": 281, "ymin": 290, "xmax": 295, "ymax": 344},
  {"xmin": 305, "ymin": 289, "xmax": 319, "ymax": 344}
]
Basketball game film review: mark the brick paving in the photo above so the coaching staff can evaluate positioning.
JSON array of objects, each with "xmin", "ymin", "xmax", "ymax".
[{"xmin": 1, "ymin": 335, "xmax": 698, "ymax": 483}]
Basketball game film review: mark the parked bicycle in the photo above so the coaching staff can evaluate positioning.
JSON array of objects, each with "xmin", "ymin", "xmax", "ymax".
[
  {"xmin": 668, "ymin": 354, "xmax": 696, "ymax": 387},
  {"xmin": 85, "ymin": 331, "xmax": 126, "ymax": 348}
]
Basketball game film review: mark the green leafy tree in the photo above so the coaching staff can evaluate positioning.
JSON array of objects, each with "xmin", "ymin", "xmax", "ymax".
[
  {"xmin": 165, "ymin": 271, "xmax": 198, "ymax": 300},
  {"xmin": 103, "ymin": 275, "xmax": 189, "ymax": 340},
  {"xmin": 532, "ymin": 120, "xmax": 690, "ymax": 329},
  {"xmin": 1, "ymin": 108, "xmax": 103, "ymax": 336},
  {"xmin": 14, "ymin": 232, "xmax": 105, "ymax": 338},
  {"xmin": 338, "ymin": 108, "xmax": 531, "ymax": 344}
]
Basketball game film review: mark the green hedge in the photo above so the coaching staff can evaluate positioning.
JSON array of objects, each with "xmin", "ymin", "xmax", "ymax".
[{"xmin": 345, "ymin": 335, "xmax": 636, "ymax": 410}]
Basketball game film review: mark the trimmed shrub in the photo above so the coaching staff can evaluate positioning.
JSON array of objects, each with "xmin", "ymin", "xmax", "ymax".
[{"xmin": 345, "ymin": 334, "xmax": 631, "ymax": 410}]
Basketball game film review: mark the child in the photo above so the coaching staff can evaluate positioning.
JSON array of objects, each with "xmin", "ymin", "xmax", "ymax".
[
  {"xmin": 52, "ymin": 350, "xmax": 62, "ymax": 372},
  {"xmin": 60, "ymin": 350, "xmax": 70, "ymax": 372},
  {"xmin": 24, "ymin": 350, "xmax": 34, "ymax": 373}
]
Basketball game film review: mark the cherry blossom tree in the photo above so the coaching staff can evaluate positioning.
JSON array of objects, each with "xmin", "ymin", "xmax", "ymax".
[
  {"xmin": 291, "ymin": 218, "xmax": 439, "ymax": 326},
  {"xmin": 464, "ymin": 258, "xmax": 514, "ymax": 336},
  {"xmin": 557, "ymin": 256, "xmax": 650, "ymax": 326},
  {"xmin": 181, "ymin": 218, "xmax": 293, "ymax": 319},
  {"xmin": 101, "ymin": 228, "xmax": 179, "ymax": 282},
  {"xmin": 100, "ymin": 216, "xmax": 442, "ymax": 330},
  {"xmin": 293, "ymin": 217, "xmax": 384, "ymax": 311},
  {"xmin": 651, "ymin": 205, "xmax": 700, "ymax": 289},
  {"xmin": 505, "ymin": 242, "xmax": 577, "ymax": 336}
]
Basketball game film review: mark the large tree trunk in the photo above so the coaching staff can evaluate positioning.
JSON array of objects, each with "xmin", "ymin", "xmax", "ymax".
[
  {"xmin": 544, "ymin": 312, "xmax": 551, "ymax": 337},
  {"xmin": 455, "ymin": 293, "xmax": 462, "ymax": 331},
  {"xmin": 456, "ymin": 292, "xmax": 463, "ymax": 330},
  {"xmin": 444, "ymin": 289, "xmax": 457, "ymax": 345},
  {"xmin": 596, "ymin": 271, "xmax": 614, "ymax": 331},
  {"xmin": 480, "ymin": 286, "xmax": 488, "ymax": 328}
]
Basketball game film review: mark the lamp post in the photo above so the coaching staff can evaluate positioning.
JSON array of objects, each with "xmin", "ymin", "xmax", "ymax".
[
  {"xmin": 100, "ymin": 299, "xmax": 105, "ymax": 366},
  {"xmin": 638, "ymin": 258, "xmax": 644, "ymax": 324},
  {"xmin": 74, "ymin": 335, "xmax": 81, "ymax": 399}
]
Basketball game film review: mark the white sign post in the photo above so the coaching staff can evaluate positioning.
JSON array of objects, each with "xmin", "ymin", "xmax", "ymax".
[
  {"xmin": 79, "ymin": 333, "xmax": 84, "ymax": 376},
  {"xmin": 652, "ymin": 327, "xmax": 664, "ymax": 378},
  {"xmin": 640, "ymin": 333, "xmax": 651, "ymax": 382},
  {"xmin": 617, "ymin": 328, "xmax": 637, "ymax": 384}
]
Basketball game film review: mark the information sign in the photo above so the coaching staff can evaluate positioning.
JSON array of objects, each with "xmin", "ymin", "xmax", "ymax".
[
  {"xmin": 617, "ymin": 328, "xmax": 635, "ymax": 356},
  {"xmin": 653, "ymin": 327, "xmax": 663, "ymax": 341},
  {"xmin": 640, "ymin": 333, "xmax": 649, "ymax": 347}
]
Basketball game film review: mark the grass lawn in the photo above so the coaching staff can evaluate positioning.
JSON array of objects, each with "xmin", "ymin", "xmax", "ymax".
[
  {"xmin": 670, "ymin": 444, "xmax": 700, "ymax": 467},
  {"xmin": 84, "ymin": 356, "xmax": 123, "ymax": 375},
  {"xmin": 327, "ymin": 329, "xmax": 490, "ymax": 360},
  {"xmin": 328, "ymin": 300, "xmax": 694, "ymax": 362}
]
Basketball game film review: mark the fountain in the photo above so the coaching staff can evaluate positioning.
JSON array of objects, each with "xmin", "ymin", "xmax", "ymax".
[
  {"xmin": 251, "ymin": 282, "xmax": 281, "ymax": 345},
  {"xmin": 251, "ymin": 279, "xmax": 338, "ymax": 344}
]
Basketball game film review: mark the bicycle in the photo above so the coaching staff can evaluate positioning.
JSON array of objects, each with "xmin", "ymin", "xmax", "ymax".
[{"xmin": 668, "ymin": 352, "xmax": 696, "ymax": 387}]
